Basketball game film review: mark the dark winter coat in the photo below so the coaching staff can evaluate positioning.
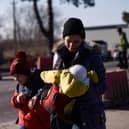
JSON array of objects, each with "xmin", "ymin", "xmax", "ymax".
[{"xmin": 52, "ymin": 42, "xmax": 106, "ymax": 129}]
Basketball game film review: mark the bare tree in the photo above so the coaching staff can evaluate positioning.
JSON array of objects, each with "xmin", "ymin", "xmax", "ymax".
[
  {"xmin": 60, "ymin": 0, "xmax": 95, "ymax": 7},
  {"xmin": 122, "ymin": 11, "xmax": 129, "ymax": 24},
  {"xmin": 12, "ymin": 0, "xmax": 20, "ymax": 51},
  {"xmin": 0, "ymin": 16, "xmax": 5, "ymax": 40},
  {"xmin": 16, "ymin": 5, "xmax": 38, "ymax": 41},
  {"xmin": 21, "ymin": 0, "xmax": 95, "ymax": 53}
]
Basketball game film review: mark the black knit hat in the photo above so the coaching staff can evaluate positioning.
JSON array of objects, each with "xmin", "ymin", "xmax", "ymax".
[{"xmin": 63, "ymin": 17, "xmax": 85, "ymax": 39}]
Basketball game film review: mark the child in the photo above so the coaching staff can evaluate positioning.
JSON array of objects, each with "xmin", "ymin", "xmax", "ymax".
[{"xmin": 10, "ymin": 51, "xmax": 49, "ymax": 129}]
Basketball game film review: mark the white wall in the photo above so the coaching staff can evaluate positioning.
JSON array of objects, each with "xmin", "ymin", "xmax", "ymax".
[{"xmin": 86, "ymin": 27, "xmax": 129, "ymax": 50}]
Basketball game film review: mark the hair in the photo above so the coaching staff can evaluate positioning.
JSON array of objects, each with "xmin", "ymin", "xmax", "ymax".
[{"xmin": 117, "ymin": 27, "xmax": 122, "ymax": 33}]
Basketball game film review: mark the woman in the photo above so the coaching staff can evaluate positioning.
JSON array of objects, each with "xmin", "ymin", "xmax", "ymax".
[{"xmin": 52, "ymin": 17, "xmax": 107, "ymax": 129}]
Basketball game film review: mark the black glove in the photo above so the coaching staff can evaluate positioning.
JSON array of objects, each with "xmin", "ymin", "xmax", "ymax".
[{"xmin": 40, "ymin": 88, "xmax": 49, "ymax": 102}]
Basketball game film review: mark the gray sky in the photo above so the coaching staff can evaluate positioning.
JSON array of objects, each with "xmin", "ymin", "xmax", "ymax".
[{"xmin": 0, "ymin": 0, "xmax": 129, "ymax": 27}]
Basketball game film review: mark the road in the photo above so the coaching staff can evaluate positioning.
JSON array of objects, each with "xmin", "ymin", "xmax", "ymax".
[{"xmin": 0, "ymin": 80, "xmax": 17, "ymax": 124}]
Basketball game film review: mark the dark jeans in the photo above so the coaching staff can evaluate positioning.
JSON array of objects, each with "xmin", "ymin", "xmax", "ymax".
[
  {"xmin": 72, "ymin": 101, "xmax": 106, "ymax": 129},
  {"xmin": 50, "ymin": 113, "xmax": 73, "ymax": 129},
  {"xmin": 118, "ymin": 50, "xmax": 128, "ymax": 68},
  {"xmin": 19, "ymin": 125, "xmax": 26, "ymax": 129}
]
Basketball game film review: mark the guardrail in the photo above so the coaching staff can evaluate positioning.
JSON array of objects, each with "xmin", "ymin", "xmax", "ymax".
[{"xmin": 104, "ymin": 70, "xmax": 129, "ymax": 105}]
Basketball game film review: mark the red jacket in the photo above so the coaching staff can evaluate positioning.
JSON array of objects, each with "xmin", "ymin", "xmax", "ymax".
[
  {"xmin": 42, "ymin": 85, "xmax": 71, "ymax": 115},
  {"xmin": 10, "ymin": 91, "xmax": 50, "ymax": 129}
]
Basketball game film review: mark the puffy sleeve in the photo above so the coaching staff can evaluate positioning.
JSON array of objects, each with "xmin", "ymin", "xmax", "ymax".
[
  {"xmin": 91, "ymin": 54, "xmax": 106, "ymax": 95},
  {"xmin": 40, "ymin": 70, "xmax": 61, "ymax": 85}
]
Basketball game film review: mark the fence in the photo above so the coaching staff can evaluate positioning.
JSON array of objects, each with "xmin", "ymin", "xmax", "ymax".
[
  {"xmin": 37, "ymin": 56, "xmax": 53, "ymax": 70},
  {"xmin": 104, "ymin": 70, "xmax": 129, "ymax": 104}
]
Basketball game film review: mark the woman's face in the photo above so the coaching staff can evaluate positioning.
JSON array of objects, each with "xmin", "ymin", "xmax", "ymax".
[
  {"xmin": 13, "ymin": 74, "xmax": 28, "ymax": 85},
  {"xmin": 64, "ymin": 35, "xmax": 83, "ymax": 52}
]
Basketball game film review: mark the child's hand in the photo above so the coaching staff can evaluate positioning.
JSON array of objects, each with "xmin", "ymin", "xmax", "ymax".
[
  {"xmin": 16, "ymin": 93, "xmax": 28, "ymax": 104},
  {"xmin": 28, "ymin": 96, "xmax": 37, "ymax": 109}
]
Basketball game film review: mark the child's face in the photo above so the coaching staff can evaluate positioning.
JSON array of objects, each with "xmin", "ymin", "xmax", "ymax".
[{"xmin": 13, "ymin": 74, "xmax": 28, "ymax": 85}]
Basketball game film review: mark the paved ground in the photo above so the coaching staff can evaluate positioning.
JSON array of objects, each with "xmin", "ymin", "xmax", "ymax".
[
  {"xmin": 106, "ymin": 109, "xmax": 129, "ymax": 129},
  {"xmin": 0, "ymin": 121, "xmax": 18, "ymax": 129},
  {"xmin": 1, "ymin": 108, "xmax": 129, "ymax": 129}
]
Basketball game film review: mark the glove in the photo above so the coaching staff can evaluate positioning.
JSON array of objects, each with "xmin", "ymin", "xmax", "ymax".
[
  {"xmin": 88, "ymin": 70, "xmax": 99, "ymax": 83},
  {"xmin": 40, "ymin": 89, "xmax": 49, "ymax": 103}
]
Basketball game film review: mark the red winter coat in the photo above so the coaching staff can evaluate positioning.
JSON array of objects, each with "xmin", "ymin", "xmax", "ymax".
[
  {"xmin": 41, "ymin": 85, "xmax": 71, "ymax": 115},
  {"xmin": 10, "ymin": 91, "xmax": 50, "ymax": 129}
]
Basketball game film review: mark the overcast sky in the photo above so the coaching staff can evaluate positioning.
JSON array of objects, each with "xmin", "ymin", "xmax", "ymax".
[
  {"xmin": 0, "ymin": 0, "xmax": 129, "ymax": 27},
  {"xmin": 54, "ymin": 0, "xmax": 129, "ymax": 26}
]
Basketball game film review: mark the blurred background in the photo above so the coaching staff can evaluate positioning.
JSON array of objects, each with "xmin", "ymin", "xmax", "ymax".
[{"xmin": 0, "ymin": 0, "xmax": 129, "ymax": 72}]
